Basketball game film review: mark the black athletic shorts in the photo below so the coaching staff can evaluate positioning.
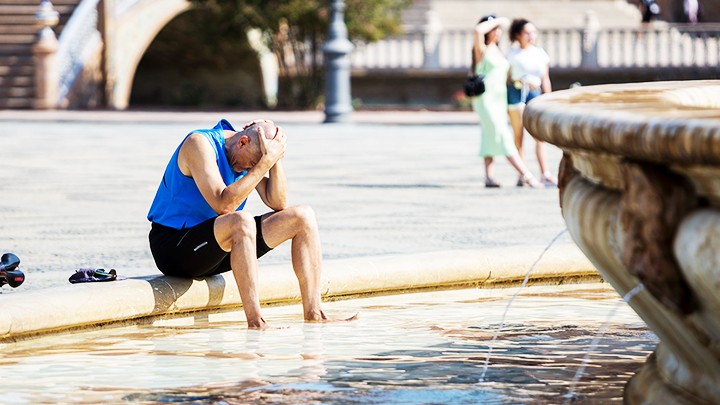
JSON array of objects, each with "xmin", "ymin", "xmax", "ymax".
[{"xmin": 148, "ymin": 215, "xmax": 272, "ymax": 278}]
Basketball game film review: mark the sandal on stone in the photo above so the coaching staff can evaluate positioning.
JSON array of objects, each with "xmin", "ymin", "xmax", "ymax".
[
  {"xmin": 485, "ymin": 178, "xmax": 501, "ymax": 188},
  {"xmin": 520, "ymin": 173, "xmax": 543, "ymax": 189},
  {"xmin": 69, "ymin": 268, "xmax": 118, "ymax": 284},
  {"xmin": 541, "ymin": 172, "xmax": 558, "ymax": 188}
]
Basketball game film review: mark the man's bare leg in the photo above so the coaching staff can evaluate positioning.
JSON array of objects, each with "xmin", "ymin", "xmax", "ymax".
[
  {"xmin": 261, "ymin": 206, "xmax": 357, "ymax": 322},
  {"xmin": 214, "ymin": 211, "xmax": 267, "ymax": 329}
]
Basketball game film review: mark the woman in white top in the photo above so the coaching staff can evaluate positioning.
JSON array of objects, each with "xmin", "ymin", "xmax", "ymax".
[{"xmin": 506, "ymin": 19, "xmax": 557, "ymax": 187}]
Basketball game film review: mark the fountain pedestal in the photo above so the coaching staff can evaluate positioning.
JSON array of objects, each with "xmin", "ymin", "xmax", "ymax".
[{"xmin": 525, "ymin": 81, "xmax": 720, "ymax": 404}]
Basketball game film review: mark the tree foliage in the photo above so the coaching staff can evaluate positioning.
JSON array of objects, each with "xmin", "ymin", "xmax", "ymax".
[{"xmin": 191, "ymin": 0, "xmax": 413, "ymax": 108}]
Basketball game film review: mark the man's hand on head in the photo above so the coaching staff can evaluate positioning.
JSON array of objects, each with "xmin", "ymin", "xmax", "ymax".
[
  {"xmin": 273, "ymin": 126, "xmax": 287, "ymax": 147},
  {"xmin": 257, "ymin": 126, "xmax": 286, "ymax": 165}
]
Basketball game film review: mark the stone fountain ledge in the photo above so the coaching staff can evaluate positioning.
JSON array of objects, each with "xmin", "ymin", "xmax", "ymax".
[
  {"xmin": 525, "ymin": 80, "xmax": 720, "ymax": 404},
  {"xmin": 0, "ymin": 245, "xmax": 595, "ymax": 342}
]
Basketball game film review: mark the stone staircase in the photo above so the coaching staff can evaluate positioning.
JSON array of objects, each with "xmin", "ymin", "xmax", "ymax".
[{"xmin": 0, "ymin": 0, "xmax": 79, "ymax": 109}]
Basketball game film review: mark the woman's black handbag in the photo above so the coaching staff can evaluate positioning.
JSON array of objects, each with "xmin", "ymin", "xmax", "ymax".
[{"xmin": 463, "ymin": 74, "xmax": 485, "ymax": 97}]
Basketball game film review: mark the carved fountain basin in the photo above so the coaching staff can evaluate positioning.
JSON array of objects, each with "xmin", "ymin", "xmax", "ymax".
[{"xmin": 525, "ymin": 80, "xmax": 720, "ymax": 404}]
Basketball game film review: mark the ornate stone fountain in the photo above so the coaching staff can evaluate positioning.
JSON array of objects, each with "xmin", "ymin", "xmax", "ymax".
[{"xmin": 525, "ymin": 80, "xmax": 720, "ymax": 404}]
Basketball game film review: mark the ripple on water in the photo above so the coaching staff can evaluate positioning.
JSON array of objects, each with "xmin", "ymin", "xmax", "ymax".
[{"xmin": 0, "ymin": 284, "xmax": 656, "ymax": 404}]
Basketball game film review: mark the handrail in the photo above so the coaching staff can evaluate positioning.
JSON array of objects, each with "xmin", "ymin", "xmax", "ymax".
[{"xmin": 56, "ymin": 0, "xmax": 102, "ymax": 104}]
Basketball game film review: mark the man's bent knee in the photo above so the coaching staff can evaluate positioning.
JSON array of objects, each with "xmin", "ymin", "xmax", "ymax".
[
  {"xmin": 229, "ymin": 211, "xmax": 257, "ymax": 238},
  {"xmin": 291, "ymin": 205, "xmax": 318, "ymax": 230},
  {"xmin": 215, "ymin": 211, "xmax": 256, "ymax": 251}
]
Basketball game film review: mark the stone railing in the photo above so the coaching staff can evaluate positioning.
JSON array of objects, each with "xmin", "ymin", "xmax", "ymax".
[
  {"xmin": 55, "ymin": 0, "xmax": 102, "ymax": 105},
  {"xmin": 594, "ymin": 24, "xmax": 720, "ymax": 68},
  {"xmin": 351, "ymin": 23, "xmax": 720, "ymax": 71}
]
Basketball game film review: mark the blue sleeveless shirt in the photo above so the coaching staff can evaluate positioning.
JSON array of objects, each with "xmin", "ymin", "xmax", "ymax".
[{"xmin": 147, "ymin": 119, "xmax": 247, "ymax": 229}]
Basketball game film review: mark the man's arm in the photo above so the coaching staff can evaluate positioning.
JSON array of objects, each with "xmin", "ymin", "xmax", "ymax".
[
  {"xmin": 255, "ymin": 127, "xmax": 288, "ymax": 211},
  {"xmin": 256, "ymin": 160, "xmax": 288, "ymax": 211},
  {"xmin": 179, "ymin": 133, "xmax": 276, "ymax": 215}
]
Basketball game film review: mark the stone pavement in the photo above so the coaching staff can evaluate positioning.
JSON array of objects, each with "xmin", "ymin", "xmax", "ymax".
[{"xmin": 0, "ymin": 109, "xmax": 572, "ymax": 293}]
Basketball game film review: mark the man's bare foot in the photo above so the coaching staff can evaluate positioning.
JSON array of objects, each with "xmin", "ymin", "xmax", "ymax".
[
  {"xmin": 338, "ymin": 312, "xmax": 360, "ymax": 322},
  {"xmin": 304, "ymin": 310, "xmax": 360, "ymax": 323},
  {"xmin": 246, "ymin": 317, "xmax": 291, "ymax": 330},
  {"xmin": 247, "ymin": 317, "xmax": 269, "ymax": 329}
]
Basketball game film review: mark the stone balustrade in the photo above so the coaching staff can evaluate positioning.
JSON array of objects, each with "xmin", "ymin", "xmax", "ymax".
[{"xmin": 351, "ymin": 23, "xmax": 720, "ymax": 71}]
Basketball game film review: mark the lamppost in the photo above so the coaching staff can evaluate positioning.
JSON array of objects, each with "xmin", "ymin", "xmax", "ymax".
[{"xmin": 322, "ymin": 0, "xmax": 354, "ymax": 123}]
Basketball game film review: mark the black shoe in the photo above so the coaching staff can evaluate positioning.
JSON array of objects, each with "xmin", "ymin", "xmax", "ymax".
[{"xmin": 485, "ymin": 178, "xmax": 501, "ymax": 188}]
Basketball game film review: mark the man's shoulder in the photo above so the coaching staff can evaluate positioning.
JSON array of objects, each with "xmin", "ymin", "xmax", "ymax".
[
  {"xmin": 177, "ymin": 132, "xmax": 222, "ymax": 175},
  {"xmin": 184, "ymin": 131, "xmax": 211, "ymax": 145},
  {"xmin": 181, "ymin": 132, "xmax": 219, "ymax": 157}
]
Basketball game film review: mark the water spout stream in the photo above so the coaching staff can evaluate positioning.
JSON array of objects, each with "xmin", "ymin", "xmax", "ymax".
[
  {"xmin": 563, "ymin": 283, "xmax": 646, "ymax": 403},
  {"xmin": 479, "ymin": 228, "xmax": 568, "ymax": 382}
]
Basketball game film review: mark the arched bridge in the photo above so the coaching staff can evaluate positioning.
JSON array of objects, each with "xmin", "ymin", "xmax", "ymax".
[
  {"xmin": 0, "ymin": 0, "xmax": 192, "ymax": 109},
  {"xmin": 105, "ymin": 0, "xmax": 190, "ymax": 109},
  {"xmin": 55, "ymin": 0, "xmax": 191, "ymax": 109}
]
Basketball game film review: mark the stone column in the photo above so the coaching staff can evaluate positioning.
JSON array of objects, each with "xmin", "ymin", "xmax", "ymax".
[
  {"xmin": 422, "ymin": 10, "xmax": 442, "ymax": 70},
  {"xmin": 33, "ymin": 0, "xmax": 60, "ymax": 110},
  {"xmin": 98, "ymin": 0, "xmax": 113, "ymax": 108},
  {"xmin": 580, "ymin": 11, "xmax": 599, "ymax": 70},
  {"xmin": 247, "ymin": 28, "xmax": 279, "ymax": 108}
]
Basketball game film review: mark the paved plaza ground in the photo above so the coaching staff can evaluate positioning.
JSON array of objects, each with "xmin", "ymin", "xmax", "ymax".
[{"xmin": 0, "ymin": 109, "xmax": 572, "ymax": 293}]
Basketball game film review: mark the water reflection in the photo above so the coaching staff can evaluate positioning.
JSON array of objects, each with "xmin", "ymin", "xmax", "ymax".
[{"xmin": 0, "ymin": 284, "xmax": 656, "ymax": 404}]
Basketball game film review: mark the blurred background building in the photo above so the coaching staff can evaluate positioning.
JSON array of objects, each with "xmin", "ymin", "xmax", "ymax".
[{"xmin": 1, "ymin": 0, "xmax": 718, "ymax": 110}]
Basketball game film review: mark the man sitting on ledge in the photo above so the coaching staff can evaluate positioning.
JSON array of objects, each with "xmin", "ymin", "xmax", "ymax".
[{"xmin": 147, "ymin": 119, "xmax": 356, "ymax": 328}]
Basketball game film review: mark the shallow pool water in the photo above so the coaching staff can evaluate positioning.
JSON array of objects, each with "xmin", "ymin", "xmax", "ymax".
[{"xmin": 0, "ymin": 283, "xmax": 656, "ymax": 404}]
